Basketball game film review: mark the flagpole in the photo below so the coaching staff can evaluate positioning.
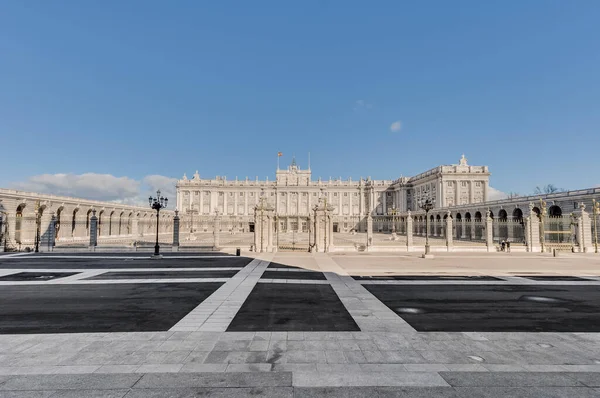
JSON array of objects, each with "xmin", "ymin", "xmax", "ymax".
[{"xmin": 277, "ymin": 153, "xmax": 280, "ymax": 171}]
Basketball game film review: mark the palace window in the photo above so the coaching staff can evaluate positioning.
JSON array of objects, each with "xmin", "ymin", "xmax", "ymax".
[
  {"xmin": 354, "ymin": 193, "xmax": 358, "ymax": 196},
  {"xmin": 240, "ymin": 192, "xmax": 244, "ymax": 196},
  {"xmin": 219, "ymin": 192, "xmax": 223, "ymax": 196},
  {"xmin": 302, "ymin": 192, "xmax": 307, "ymax": 197},
  {"xmin": 461, "ymin": 181, "xmax": 467, "ymax": 187},
  {"xmin": 447, "ymin": 182, "xmax": 452, "ymax": 187},
  {"xmin": 229, "ymin": 192, "xmax": 233, "ymax": 197},
  {"xmin": 334, "ymin": 193, "xmax": 338, "ymax": 197},
  {"xmin": 344, "ymin": 192, "xmax": 348, "ymax": 197},
  {"xmin": 250, "ymin": 193, "xmax": 254, "ymax": 197},
  {"xmin": 475, "ymin": 182, "xmax": 481, "ymax": 187}
]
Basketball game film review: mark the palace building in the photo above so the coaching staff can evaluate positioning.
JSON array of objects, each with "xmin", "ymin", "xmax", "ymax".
[{"xmin": 176, "ymin": 155, "xmax": 491, "ymax": 234}]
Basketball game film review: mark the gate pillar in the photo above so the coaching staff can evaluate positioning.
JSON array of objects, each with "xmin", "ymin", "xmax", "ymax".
[
  {"xmin": 406, "ymin": 211, "xmax": 413, "ymax": 251},
  {"xmin": 486, "ymin": 210, "xmax": 494, "ymax": 252},
  {"xmin": 313, "ymin": 199, "xmax": 335, "ymax": 252},
  {"xmin": 527, "ymin": 203, "xmax": 541, "ymax": 252},
  {"xmin": 446, "ymin": 211, "xmax": 453, "ymax": 252},
  {"xmin": 578, "ymin": 203, "xmax": 592, "ymax": 253},
  {"xmin": 253, "ymin": 202, "xmax": 275, "ymax": 253}
]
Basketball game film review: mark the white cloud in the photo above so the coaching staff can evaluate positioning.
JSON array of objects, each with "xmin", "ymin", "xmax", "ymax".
[
  {"xmin": 11, "ymin": 173, "xmax": 178, "ymax": 208},
  {"xmin": 353, "ymin": 99, "xmax": 373, "ymax": 111},
  {"xmin": 488, "ymin": 186, "xmax": 508, "ymax": 201},
  {"xmin": 143, "ymin": 175, "xmax": 178, "ymax": 206},
  {"xmin": 390, "ymin": 120, "xmax": 402, "ymax": 132}
]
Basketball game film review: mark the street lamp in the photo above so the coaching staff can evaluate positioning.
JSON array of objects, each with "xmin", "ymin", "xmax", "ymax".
[
  {"xmin": 418, "ymin": 195, "xmax": 435, "ymax": 255},
  {"xmin": 34, "ymin": 200, "xmax": 41, "ymax": 253},
  {"xmin": 593, "ymin": 199, "xmax": 599, "ymax": 254},
  {"xmin": 149, "ymin": 190, "xmax": 168, "ymax": 256},
  {"xmin": 539, "ymin": 198, "xmax": 547, "ymax": 253},
  {"xmin": 390, "ymin": 207, "xmax": 398, "ymax": 240}
]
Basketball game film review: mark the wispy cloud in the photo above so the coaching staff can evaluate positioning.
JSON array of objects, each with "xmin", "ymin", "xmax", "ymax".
[
  {"xmin": 487, "ymin": 186, "xmax": 508, "ymax": 201},
  {"xmin": 389, "ymin": 120, "xmax": 402, "ymax": 132},
  {"xmin": 11, "ymin": 173, "xmax": 178, "ymax": 208},
  {"xmin": 353, "ymin": 99, "xmax": 373, "ymax": 111}
]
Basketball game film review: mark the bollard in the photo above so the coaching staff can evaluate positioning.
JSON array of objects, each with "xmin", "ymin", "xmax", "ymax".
[
  {"xmin": 553, "ymin": 248, "xmax": 557, "ymax": 257},
  {"xmin": 236, "ymin": 248, "xmax": 241, "ymax": 256}
]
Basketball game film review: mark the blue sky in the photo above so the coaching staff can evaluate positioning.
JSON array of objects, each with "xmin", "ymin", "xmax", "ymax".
[{"xmin": 1, "ymin": 0, "xmax": 599, "ymax": 203}]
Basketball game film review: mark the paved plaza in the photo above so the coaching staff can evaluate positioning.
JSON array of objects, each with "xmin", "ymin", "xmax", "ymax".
[{"xmin": 1, "ymin": 252, "xmax": 600, "ymax": 396}]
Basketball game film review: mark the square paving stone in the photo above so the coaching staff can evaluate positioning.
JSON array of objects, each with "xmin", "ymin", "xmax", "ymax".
[
  {"xmin": 227, "ymin": 283, "xmax": 360, "ymax": 332},
  {"xmin": 365, "ymin": 284, "xmax": 600, "ymax": 332},
  {"xmin": 0, "ymin": 272, "xmax": 79, "ymax": 281},
  {"xmin": 0, "ymin": 283, "xmax": 223, "ymax": 334}
]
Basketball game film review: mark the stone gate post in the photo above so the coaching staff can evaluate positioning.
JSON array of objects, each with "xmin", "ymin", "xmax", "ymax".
[
  {"xmin": 486, "ymin": 210, "xmax": 494, "ymax": 252},
  {"xmin": 527, "ymin": 203, "xmax": 541, "ymax": 252},
  {"xmin": 406, "ymin": 211, "xmax": 413, "ymax": 251},
  {"xmin": 366, "ymin": 214, "xmax": 373, "ymax": 250},
  {"xmin": 446, "ymin": 211, "xmax": 453, "ymax": 252},
  {"xmin": 578, "ymin": 203, "xmax": 592, "ymax": 253},
  {"xmin": 89, "ymin": 209, "xmax": 98, "ymax": 250},
  {"xmin": 213, "ymin": 212, "xmax": 221, "ymax": 250},
  {"xmin": 172, "ymin": 210, "xmax": 180, "ymax": 252}
]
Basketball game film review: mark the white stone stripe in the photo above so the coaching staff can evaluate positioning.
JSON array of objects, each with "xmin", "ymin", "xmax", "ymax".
[
  {"xmin": 0, "ymin": 252, "xmax": 35, "ymax": 258},
  {"xmin": 264, "ymin": 268, "xmax": 320, "ymax": 272},
  {"xmin": 170, "ymin": 256, "xmax": 272, "ymax": 332},
  {"xmin": 257, "ymin": 279, "xmax": 330, "ymax": 284}
]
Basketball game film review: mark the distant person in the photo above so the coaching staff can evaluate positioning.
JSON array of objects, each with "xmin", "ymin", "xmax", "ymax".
[
  {"xmin": 506, "ymin": 240, "xmax": 511, "ymax": 253},
  {"xmin": 501, "ymin": 240, "xmax": 506, "ymax": 252}
]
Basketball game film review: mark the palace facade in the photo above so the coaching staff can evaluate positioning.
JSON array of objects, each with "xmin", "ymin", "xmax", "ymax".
[{"xmin": 176, "ymin": 155, "xmax": 491, "ymax": 233}]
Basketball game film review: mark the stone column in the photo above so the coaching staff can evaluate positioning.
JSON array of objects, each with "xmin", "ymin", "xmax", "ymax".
[
  {"xmin": 461, "ymin": 220, "xmax": 466, "ymax": 240},
  {"xmin": 486, "ymin": 210, "xmax": 494, "ymax": 252},
  {"xmin": 406, "ymin": 211, "xmax": 413, "ymax": 251},
  {"xmin": 328, "ymin": 213, "xmax": 334, "ymax": 250},
  {"xmin": 172, "ymin": 210, "xmax": 180, "ymax": 252},
  {"xmin": 213, "ymin": 213, "xmax": 221, "ymax": 250},
  {"xmin": 470, "ymin": 218, "xmax": 476, "ymax": 241},
  {"xmin": 446, "ymin": 211, "xmax": 453, "ymax": 252},
  {"xmin": 314, "ymin": 212, "xmax": 322, "ymax": 252},
  {"xmin": 89, "ymin": 210, "xmax": 98, "ymax": 250},
  {"xmin": 578, "ymin": 203, "xmax": 592, "ymax": 253}
]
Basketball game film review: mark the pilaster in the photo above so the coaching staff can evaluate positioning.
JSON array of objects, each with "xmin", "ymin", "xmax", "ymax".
[{"xmin": 406, "ymin": 211, "xmax": 413, "ymax": 251}]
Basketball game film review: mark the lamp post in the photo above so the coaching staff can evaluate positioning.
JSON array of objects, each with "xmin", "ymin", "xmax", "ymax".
[
  {"xmin": 418, "ymin": 195, "xmax": 435, "ymax": 256},
  {"xmin": 539, "ymin": 198, "xmax": 547, "ymax": 253},
  {"xmin": 34, "ymin": 200, "xmax": 41, "ymax": 253},
  {"xmin": 593, "ymin": 198, "xmax": 599, "ymax": 254},
  {"xmin": 390, "ymin": 207, "xmax": 397, "ymax": 240},
  {"xmin": 149, "ymin": 190, "xmax": 168, "ymax": 257}
]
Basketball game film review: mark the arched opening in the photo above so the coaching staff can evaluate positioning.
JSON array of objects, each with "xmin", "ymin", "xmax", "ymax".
[
  {"xmin": 55, "ymin": 207, "xmax": 64, "ymax": 242},
  {"xmin": 455, "ymin": 213, "xmax": 462, "ymax": 239},
  {"xmin": 549, "ymin": 205, "xmax": 562, "ymax": 217},
  {"xmin": 489, "ymin": 211, "xmax": 494, "ymax": 219},
  {"xmin": 86, "ymin": 209, "xmax": 92, "ymax": 236},
  {"xmin": 465, "ymin": 212, "xmax": 471, "ymax": 221},
  {"xmin": 474, "ymin": 211, "xmax": 482, "ymax": 221},
  {"xmin": 498, "ymin": 209, "xmax": 508, "ymax": 221},
  {"xmin": 127, "ymin": 212, "xmax": 133, "ymax": 234},
  {"xmin": 513, "ymin": 208, "xmax": 523, "ymax": 221},
  {"xmin": 71, "ymin": 209, "xmax": 78, "ymax": 237},
  {"xmin": 532, "ymin": 207, "xmax": 541, "ymax": 218},
  {"xmin": 98, "ymin": 210, "xmax": 104, "ymax": 237},
  {"xmin": 15, "ymin": 204, "xmax": 25, "ymax": 244},
  {"xmin": 118, "ymin": 211, "xmax": 124, "ymax": 235},
  {"xmin": 108, "ymin": 211, "xmax": 115, "ymax": 236},
  {"xmin": 456, "ymin": 213, "xmax": 462, "ymax": 221}
]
